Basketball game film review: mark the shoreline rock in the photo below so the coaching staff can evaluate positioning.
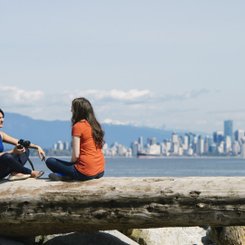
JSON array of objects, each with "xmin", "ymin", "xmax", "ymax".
[
  {"xmin": 126, "ymin": 227, "xmax": 208, "ymax": 245},
  {"xmin": 1, "ymin": 227, "xmax": 245, "ymax": 244}
]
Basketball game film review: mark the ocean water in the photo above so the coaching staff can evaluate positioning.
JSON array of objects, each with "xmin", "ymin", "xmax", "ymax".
[{"xmin": 30, "ymin": 156, "xmax": 245, "ymax": 178}]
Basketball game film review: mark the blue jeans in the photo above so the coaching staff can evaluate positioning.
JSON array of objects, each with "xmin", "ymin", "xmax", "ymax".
[
  {"xmin": 45, "ymin": 157, "xmax": 104, "ymax": 181},
  {"xmin": 0, "ymin": 150, "xmax": 31, "ymax": 179}
]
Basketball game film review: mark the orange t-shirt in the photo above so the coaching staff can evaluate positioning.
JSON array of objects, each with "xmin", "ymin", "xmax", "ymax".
[{"xmin": 72, "ymin": 120, "xmax": 105, "ymax": 176}]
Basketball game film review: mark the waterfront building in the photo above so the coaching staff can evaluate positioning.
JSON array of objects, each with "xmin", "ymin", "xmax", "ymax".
[
  {"xmin": 224, "ymin": 120, "xmax": 233, "ymax": 142},
  {"xmin": 131, "ymin": 141, "xmax": 139, "ymax": 156},
  {"xmin": 148, "ymin": 143, "xmax": 161, "ymax": 155},
  {"xmin": 53, "ymin": 143, "xmax": 58, "ymax": 151},
  {"xmin": 187, "ymin": 148, "xmax": 194, "ymax": 156},
  {"xmin": 197, "ymin": 135, "xmax": 204, "ymax": 155},
  {"xmin": 56, "ymin": 140, "xmax": 64, "ymax": 151},
  {"xmin": 185, "ymin": 133, "xmax": 195, "ymax": 147},
  {"xmin": 117, "ymin": 144, "xmax": 128, "ymax": 156},
  {"xmin": 224, "ymin": 136, "xmax": 232, "ymax": 154},
  {"xmin": 171, "ymin": 132, "xmax": 179, "ymax": 144},
  {"xmin": 182, "ymin": 135, "xmax": 189, "ymax": 151},
  {"xmin": 209, "ymin": 143, "xmax": 217, "ymax": 155},
  {"xmin": 192, "ymin": 135, "xmax": 198, "ymax": 154},
  {"xmin": 232, "ymin": 141, "xmax": 240, "ymax": 156},
  {"xmin": 126, "ymin": 148, "xmax": 132, "ymax": 157},
  {"xmin": 234, "ymin": 129, "xmax": 245, "ymax": 143},
  {"xmin": 204, "ymin": 136, "xmax": 211, "ymax": 154},
  {"xmin": 147, "ymin": 137, "xmax": 157, "ymax": 145},
  {"xmin": 162, "ymin": 140, "xmax": 171, "ymax": 156},
  {"xmin": 171, "ymin": 142, "xmax": 179, "ymax": 155},
  {"xmin": 213, "ymin": 131, "xmax": 223, "ymax": 145},
  {"xmin": 138, "ymin": 136, "xmax": 144, "ymax": 152},
  {"xmin": 64, "ymin": 141, "xmax": 70, "ymax": 151},
  {"xmin": 178, "ymin": 146, "xmax": 184, "ymax": 156},
  {"xmin": 217, "ymin": 141, "xmax": 224, "ymax": 154},
  {"xmin": 241, "ymin": 138, "xmax": 245, "ymax": 158},
  {"xmin": 102, "ymin": 143, "xmax": 108, "ymax": 155}
]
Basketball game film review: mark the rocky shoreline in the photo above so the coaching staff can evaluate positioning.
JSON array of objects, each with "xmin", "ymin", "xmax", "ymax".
[
  {"xmin": 1, "ymin": 226, "xmax": 245, "ymax": 244},
  {"xmin": 0, "ymin": 227, "xmax": 213, "ymax": 245}
]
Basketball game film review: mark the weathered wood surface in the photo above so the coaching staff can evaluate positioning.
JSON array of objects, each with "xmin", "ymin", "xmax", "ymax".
[{"xmin": 0, "ymin": 177, "xmax": 244, "ymax": 237}]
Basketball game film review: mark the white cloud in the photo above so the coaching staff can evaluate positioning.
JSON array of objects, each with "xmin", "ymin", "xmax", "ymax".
[
  {"xmin": 102, "ymin": 118, "xmax": 134, "ymax": 126},
  {"xmin": 1, "ymin": 85, "xmax": 215, "ymax": 131},
  {"xmin": 107, "ymin": 89, "xmax": 151, "ymax": 101},
  {"xmin": 157, "ymin": 89, "xmax": 211, "ymax": 102},
  {"xmin": 61, "ymin": 89, "xmax": 210, "ymax": 107},
  {"xmin": 62, "ymin": 89, "xmax": 152, "ymax": 103},
  {"xmin": 0, "ymin": 85, "xmax": 43, "ymax": 105}
]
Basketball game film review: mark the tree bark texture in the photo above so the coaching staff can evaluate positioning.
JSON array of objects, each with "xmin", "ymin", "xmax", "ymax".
[{"xmin": 0, "ymin": 177, "xmax": 244, "ymax": 237}]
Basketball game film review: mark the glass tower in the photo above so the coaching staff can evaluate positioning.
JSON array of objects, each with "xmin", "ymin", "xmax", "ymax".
[{"xmin": 224, "ymin": 120, "xmax": 233, "ymax": 141}]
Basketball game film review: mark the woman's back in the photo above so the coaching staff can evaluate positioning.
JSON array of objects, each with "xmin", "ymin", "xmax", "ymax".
[{"xmin": 73, "ymin": 120, "xmax": 105, "ymax": 176}]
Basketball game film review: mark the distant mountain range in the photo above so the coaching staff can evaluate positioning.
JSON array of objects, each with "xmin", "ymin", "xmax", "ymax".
[{"xmin": 3, "ymin": 112, "xmax": 182, "ymax": 148}]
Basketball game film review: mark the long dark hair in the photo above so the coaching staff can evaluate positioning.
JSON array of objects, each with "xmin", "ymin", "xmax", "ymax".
[
  {"xmin": 71, "ymin": 97, "xmax": 104, "ymax": 148},
  {"xmin": 0, "ymin": 109, "xmax": 4, "ymax": 117}
]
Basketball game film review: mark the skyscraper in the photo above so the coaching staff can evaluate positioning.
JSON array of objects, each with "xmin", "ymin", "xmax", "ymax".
[
  {"xmin": 234, "ymin": 129, "xmax": 245, "ymax": 143},
  {"xmin": 213, "ymin": 131, "xmax": 224, "ymax": 144},
  {"xmin": 224, "ymin": 120, "xmax": 233, "ymax": 141}
]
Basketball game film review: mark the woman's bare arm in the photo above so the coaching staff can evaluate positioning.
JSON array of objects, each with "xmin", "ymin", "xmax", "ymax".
[
  {"xmin": 0, "ymin": 131, "xmax": 24, "ymax": 156},
  {"xmin": 71, "ymin": 136, "xmax": 80, "ymax": 162},
  {"xmin": 1, "ymin": 132, "xmax": 18, "ymax": 145}
]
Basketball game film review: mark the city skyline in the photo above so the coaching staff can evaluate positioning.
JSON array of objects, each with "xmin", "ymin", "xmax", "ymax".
[
  {"xmin": 107, "ymin": 119, "xmax": 245, "ymax": 157},
  {"xmin": 49, "ymin": 119, "xmax": 245, "ymax": 158},
  {"xmin": 1, "ymin": 1, "xmax": 245, "ymax": 133}
]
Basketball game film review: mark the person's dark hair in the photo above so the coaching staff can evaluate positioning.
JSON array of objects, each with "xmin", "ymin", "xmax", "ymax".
[
  {"xmin": 71, "ymin": 97, "xmax": 104, "ymax": 148},
  {"xmin": 0, "ymin": 108, "xmax": 4, "ymax": 117}
]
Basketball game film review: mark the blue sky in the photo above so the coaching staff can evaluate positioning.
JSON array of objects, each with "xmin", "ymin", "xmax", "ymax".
[{"xmin": 0, "ymin": 1, "xmax": 245, "ymax": 133}]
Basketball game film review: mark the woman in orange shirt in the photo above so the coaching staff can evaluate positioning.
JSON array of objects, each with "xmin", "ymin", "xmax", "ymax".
[{"xmin": 46, "ymin": 97, "xmax": 105, "ymax": 181}]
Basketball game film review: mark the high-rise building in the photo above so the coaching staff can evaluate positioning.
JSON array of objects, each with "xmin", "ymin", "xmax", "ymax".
[
  {"xmin": 224, "ymin": 120, "xmax": 233, "ymax": 141},
  {"xmin": 241, "ymin": 138, "xmax": 245, "ymax": 158},
  {"xmin": 232, "ymin": 141, "xmax": 240, "ymax": 156},
  {"xmin": 56, "ymin": 140, "xmax": 64, "ymax": 151},
  {"xmin": 197, "ymin": 135, "xmax": 204, "ymax": 155},
  {"xmin": 131, "ymin": 141, "xmax": 139, "ymax": 156},
  {"xmin": 224, "ymin": 136, "xmax": 232, "ymax": 154},
  {"xmin": 147, "ymin": 137, "xmax": 157, "ymax": 145},
  {"xmin": 138, "ymin": 136, "xmax": 144, "ymax": 151},
  {"xmin": 185, "ymin": 132, "xmax": 194, "ymax": 146},
  {"xmin": 234, "ymin": 129, "xmax": 245, "ymax": 143},
  {"xmin": 171, "ymin": 132, "xmax": 179, "ymax": 144},
  {"xmin": 213, "ymin": 131, "xmax": 223, "ymax": 144},
  {"xmin": 182, "ymin": 135, "xmax": 189, "ymax": 150},
  {"xmin": 204, "ymin": 136, "xmax": 211, "ymax": 154}
]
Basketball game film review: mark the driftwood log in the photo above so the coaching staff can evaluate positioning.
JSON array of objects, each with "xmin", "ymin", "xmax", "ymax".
[{"xmin": 0, "ymin": 177, "xmax": 244, "ymax": 237}]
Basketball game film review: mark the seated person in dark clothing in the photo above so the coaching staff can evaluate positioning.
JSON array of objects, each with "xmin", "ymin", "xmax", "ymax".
[{"xmin": 0, "ymin": 108, "xmax": 45, "ymax": 181}]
